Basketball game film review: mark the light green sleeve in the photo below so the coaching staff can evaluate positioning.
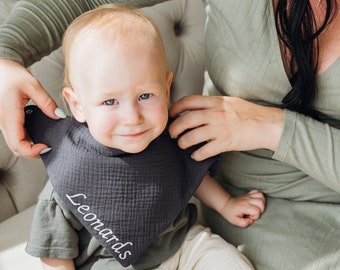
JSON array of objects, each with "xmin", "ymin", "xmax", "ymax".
[
  {"xmin": 25, "ymin": 181, "xmax": 82, "ymax": 259},
  {"xmin": 273, "ymin": 109, "xmax": 340, "ymax": 193},
  {"xmin": 0, "ymin": 0, "xmax": 168, "ymax": 66}
]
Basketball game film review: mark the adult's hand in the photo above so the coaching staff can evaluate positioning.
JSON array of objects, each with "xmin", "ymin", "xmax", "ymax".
[
  {"xmin": 169, "ymin": 95, "xmax": 284, "ymax": 161},
  {"xmin": 0, "ymin": 59, "xmax": 63, "ymax": 158}
]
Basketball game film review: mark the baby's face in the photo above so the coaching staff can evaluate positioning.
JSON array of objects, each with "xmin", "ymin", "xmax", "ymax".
[{"xmin": 66, "ymin": 42, "xmax": 172, "ymax": 153}]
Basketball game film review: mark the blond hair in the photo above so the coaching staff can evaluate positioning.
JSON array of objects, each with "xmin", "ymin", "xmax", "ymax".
[{"xmin": 62, "ymin": 4, "xmax": 168, "ymax": 87}]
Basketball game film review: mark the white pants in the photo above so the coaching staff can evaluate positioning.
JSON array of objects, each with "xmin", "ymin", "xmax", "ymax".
[{"xmin": 155, "ymin": 224, "xmax": 254, "ymax": 270}]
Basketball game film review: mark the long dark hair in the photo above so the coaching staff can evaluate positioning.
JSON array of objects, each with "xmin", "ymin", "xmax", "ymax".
[{"xmin": 275, "ymin": 0, "xmax": 335, "ymax": 117}]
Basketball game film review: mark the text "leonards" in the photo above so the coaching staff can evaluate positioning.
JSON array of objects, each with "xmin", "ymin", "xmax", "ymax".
[{"xmin": 66, "ymin": 193, "xmax": 133, "ymax": 260}]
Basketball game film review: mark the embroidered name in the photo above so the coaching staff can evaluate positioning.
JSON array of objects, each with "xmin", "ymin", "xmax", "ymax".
[{"xmin": 66, "ymin": 193, "xmax": 133, "ymax": 260}]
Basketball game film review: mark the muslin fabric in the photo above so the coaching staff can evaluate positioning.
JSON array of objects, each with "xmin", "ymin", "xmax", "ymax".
[{"xmin": 24, "ymin": 105, "xmax": 218, "ymax": 266}]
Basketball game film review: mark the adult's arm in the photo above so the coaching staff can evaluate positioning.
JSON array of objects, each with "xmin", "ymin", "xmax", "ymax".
[
  {"xmin": 169, "ymin": 95, "xmax": 340, "ymax": 194},
  {"xmin": 0, "ymin": 0, "xmax": 167, "ymax": 66},
  {"xmin": 273, "ymin": 109, "xmax": 340, "ymax": 193}
]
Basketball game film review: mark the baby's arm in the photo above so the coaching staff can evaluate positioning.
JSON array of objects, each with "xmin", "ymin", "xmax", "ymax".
[
  {"xmin": 41, "ymin": 258, "xmax": 75, "ymax": 270},
  {"xmin": 195, "ymin": 174, "xmax": 265, "ymax": 228}
]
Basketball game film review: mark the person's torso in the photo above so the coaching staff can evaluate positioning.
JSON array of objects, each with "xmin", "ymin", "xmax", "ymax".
[{"xmin": 204, "ymin": 0, "xmax": 340, "ymax": 202}]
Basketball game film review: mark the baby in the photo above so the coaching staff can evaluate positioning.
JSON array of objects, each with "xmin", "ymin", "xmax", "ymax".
[{"xmin": 25, "ymin": 4, "xmax": 265, "ymax": 270}]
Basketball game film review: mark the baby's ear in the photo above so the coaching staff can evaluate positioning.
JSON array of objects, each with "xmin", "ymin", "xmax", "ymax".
[
  {"xmin": 166, "ymin": 71, "xmax": 173, "ymax": 103},
  {"xmin": 62, "ymin": 87, "xmax": 86, "ymax": 122}
]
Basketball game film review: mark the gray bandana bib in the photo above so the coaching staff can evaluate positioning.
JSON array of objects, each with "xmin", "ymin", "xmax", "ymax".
[{"xmin": 25, "ymin": 105, "xmax": 218, "ymax": 267}]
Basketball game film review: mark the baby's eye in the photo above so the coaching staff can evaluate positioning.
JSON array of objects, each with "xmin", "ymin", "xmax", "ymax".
[
  {"xmin": 103, "ymin": 99, "xmax": 118, "ymax": 106},
  {"xmin": 139, "ymin": 93, "xmax": 152, "ymax": 101}
]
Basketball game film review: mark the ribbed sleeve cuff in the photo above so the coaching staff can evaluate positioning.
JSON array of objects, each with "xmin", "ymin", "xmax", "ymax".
[{"xmin": 272, "ymin": 109, "xmax": 296, "ymax": 162}]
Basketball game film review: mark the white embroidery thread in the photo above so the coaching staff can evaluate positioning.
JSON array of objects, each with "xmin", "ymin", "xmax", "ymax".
[{"xmin": 66, "ymin": 193, "xmax": 133, "ymax": 260}]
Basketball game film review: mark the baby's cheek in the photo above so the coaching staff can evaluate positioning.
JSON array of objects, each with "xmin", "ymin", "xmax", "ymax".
[
  {"xmin": 155, "ymin": 107, "xmax": 169, "ymax": 130},
  {"xmin": 88, "ymin": 121, "xmax": 114, "ymax": 143}
]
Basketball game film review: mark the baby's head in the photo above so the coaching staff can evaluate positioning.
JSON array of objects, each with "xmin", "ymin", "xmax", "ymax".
[{"xmin": 62, "ymin": 4, "xmax": 173, "ymax": 153}]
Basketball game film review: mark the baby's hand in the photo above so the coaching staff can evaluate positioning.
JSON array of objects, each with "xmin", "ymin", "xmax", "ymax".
[{"xmin": 221, "ymin": 190, "xmax": 265, "ymax": 228}]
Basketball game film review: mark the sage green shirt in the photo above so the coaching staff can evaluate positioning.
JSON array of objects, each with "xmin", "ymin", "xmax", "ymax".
[
  {"xmin": 203, "ymin": 1, "xmax": 340, "ymax": 269},
  {"xmin": 204, "ymin": 0, "xmax": 340, "ymax": 199}
]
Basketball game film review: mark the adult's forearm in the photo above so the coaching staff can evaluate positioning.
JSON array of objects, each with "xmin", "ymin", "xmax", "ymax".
[
  {"xmin": 273, "ymin": 110, "xmax": 340, "ymax": 193},
  {"xmin": 0, "ymin": 0, "xmax": 167, "ymax": 67}
]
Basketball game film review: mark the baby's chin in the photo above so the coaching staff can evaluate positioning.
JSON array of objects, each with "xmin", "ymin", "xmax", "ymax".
[
  {"xmin": 117, "ymin": 131, "xmax": 165, "ymax": 153},
  {"xmin": 100, "ymin": 129, "xmax": 165, "ymax": 153},
  {"xmin": 119, "ymin": 143, "xmax": 151, "ymax": 154}
]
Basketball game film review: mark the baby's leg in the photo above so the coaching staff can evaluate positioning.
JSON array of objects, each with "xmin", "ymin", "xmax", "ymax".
[{"xmin": 175, "ymin": 224, "xmax": 254, "ymax": 270}]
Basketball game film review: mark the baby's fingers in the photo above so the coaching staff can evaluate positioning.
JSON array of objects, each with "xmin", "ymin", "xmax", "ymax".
[
  {"xmin": 248, "ymin": 189, "xmax": 265, "ymax": 199},
  {"xmin": 248, "ymin": 190, "xmax": 266, "ymax": 213},
  {"xmin": 233, "ymin": 217, "xmax": 254, "ymax": 228},
  {"xmin": 242, "ymin": 204, "xmax": 263, "ymax": 221}
]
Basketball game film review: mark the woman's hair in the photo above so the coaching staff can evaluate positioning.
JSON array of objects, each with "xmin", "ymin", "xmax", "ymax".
[{"xmin": 275, "ymin": 0, "xmax": 336, "ymax": 118}]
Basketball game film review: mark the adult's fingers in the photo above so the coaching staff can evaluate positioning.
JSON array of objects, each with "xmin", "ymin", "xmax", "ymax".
[
  {"xmin": 0, "ymin": 60, "xmax": 62, "ymax": 157},
  {"xmin": 169, "ymin": 95, "xmax": 212, "ymax": 118},
  {"xmin": 3, "ymin": 106, "xmax": 47, "ymax": 158},
  {"xmin": 169, "ymin": 107, "xmax": 211, "ymax": 140},
  {"xmin": 29, "ymin": 80, "xmax": 60, "ymax": 120}
]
